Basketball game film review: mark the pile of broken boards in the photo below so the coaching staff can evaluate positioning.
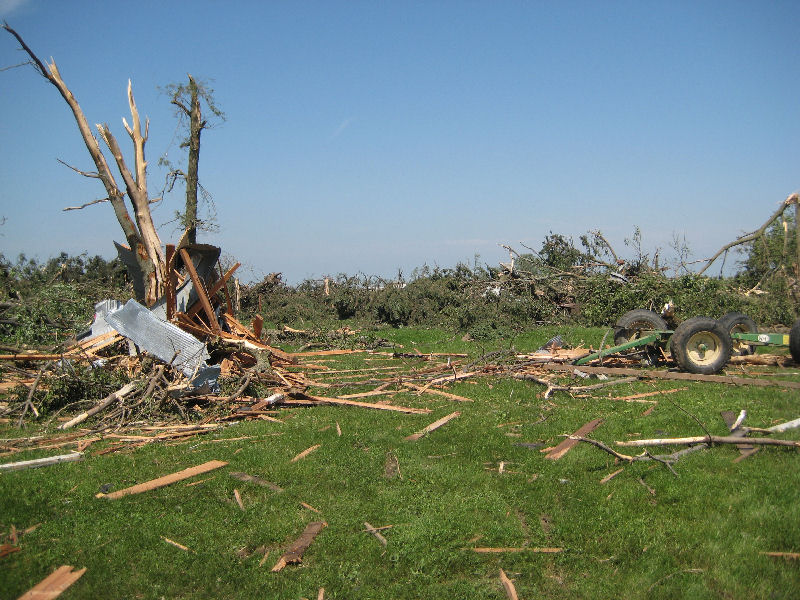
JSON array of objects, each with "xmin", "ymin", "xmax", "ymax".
[{"xmin": 1, "ymin": 244, "xmax": 312, "ymax": 433}]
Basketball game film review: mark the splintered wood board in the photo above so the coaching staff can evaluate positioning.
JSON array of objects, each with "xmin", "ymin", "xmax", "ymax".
[{"xmin": 98, "ymin": 460, "xmax": 228, "ymax": 499}]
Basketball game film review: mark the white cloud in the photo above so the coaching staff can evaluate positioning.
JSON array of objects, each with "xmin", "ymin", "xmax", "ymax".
[
  {"xmin": 0, "ymin": 0, "xmax": 31, "ymax": 17},
  {"xmin": 329, "ymin": 117, "xmax": 355, "ymax": 141}
]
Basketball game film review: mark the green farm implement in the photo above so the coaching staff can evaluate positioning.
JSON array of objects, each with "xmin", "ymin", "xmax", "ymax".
[{"xmin": 575, "ymin": 310, "xmax": 800, "ymax": 375}]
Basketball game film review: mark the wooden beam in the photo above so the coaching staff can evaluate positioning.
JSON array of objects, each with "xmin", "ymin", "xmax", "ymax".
[
  {"xmin": 165, "ymin": 244, "xmax": 177, "ymax": 320},
  {"xmin": 98, "ymin": 460, "xmax": 227, "ymax": 499},
  {"xmin": 540, "ymin": 363, "xmax": 800, "ymax": 390},
  {"xmin": 187, "ymin": 262, "xmax": 240, "ymax": 319},
  {"xmin": 178, "ymin": 248, "xmax": 220, "ymax": 333}
]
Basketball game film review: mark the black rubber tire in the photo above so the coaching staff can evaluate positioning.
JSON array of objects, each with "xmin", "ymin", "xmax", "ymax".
[
  {"xmin": 789, "ymin": 319, "xmax": 800, "ymax": 364},
  {"xmin": 614, "ymin": 309, "xmax": 668, "ymax": 346},
  {"xmin": 669, "ymin": 316, "xmax": 732, "ymax": 374},
  {"xmin": 718, "ymin": 312, "xmax": 758, "ymax": 356}
]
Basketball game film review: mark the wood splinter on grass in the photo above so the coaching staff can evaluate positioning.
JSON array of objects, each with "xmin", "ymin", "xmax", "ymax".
[
  {"xmin": 364, "ymin": 522, "xmax": 388, "ymax": 547},
  {"xmin": 234, "ymin": 489, "xmax": 245, "ymax": 511},
  {"xmin": 17, "ymin": 565, "xmax": 86, "ymax": 600},
  {"xmin": 291, "ymin": 444, "xmax": 321, "ymax": 463},
  {"xmin": 405, "ymin": 411, "xmax": 460, "ymax": 442},
  {"xmin": 162, "ymin": 536, "xmax": 192, "ymax": 552},
  {"xmin": 271, "ymin": 521, "xmax": 327, "ymax": 572},
  {"xmin": 499, "ymin": 569, "xmax": 519, "ymax": 600}
]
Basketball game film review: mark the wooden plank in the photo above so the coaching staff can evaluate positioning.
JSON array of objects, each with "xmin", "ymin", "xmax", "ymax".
[
  {"xmin": 0, "ymin": 452, "xmax": 83, "ymax": 472},
  {"xmin": 472, "ymin": 547, "xmax": 563, "ymax": 553},
  {"xmin": 165, "ymin": 244, "xmax": 176, "ymax": 321},
  {"xmin": 178, "ymin": 248, "xmax": 220, "ymax": 334},
  {"xmin": 98, "ymin": 460, "xmax": 228, "ymax": 499},
  {"xmin": 187, "ymin": 262, "xmax": 240, "ymax": 319},
  {"xmin": 545, "ymin": 418, "xmax": 603, "ymax": 460},
  {"xmin": 296, "ymin": 394, "xmax": 431, "ymax": 415},
  {"xmin": 540, "ymin": 363, "xmax": 800, "ymax": 390},
  {"xmin": 17, "ymin": 565, "xmax": 86, "ymax": 600},
  {"xmin": 271, "ymin": 521, "xmax": 327, "ymax": 572},
  {"xmin": 405, "ymin": 411, "xmax": 461, "ymax": 441},
  {"xmin": 252, "ymin": 314, "xmax": 263, "ymax": 340}
]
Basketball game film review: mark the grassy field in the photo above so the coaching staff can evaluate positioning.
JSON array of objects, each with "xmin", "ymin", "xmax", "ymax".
[{"xmin": 2, "ymin": 326, "xmax": 800, "ymax": 599}]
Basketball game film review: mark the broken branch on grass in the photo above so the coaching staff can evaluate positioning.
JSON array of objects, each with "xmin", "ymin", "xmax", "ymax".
[
  {"xmin": 499, "ymin": 569, "xmax": 519, "ymax": 600},
  {"xmin": 616, "ymin": 435, "xmax": 800, "ymax": 448},
  {"xmin": 0, "ymin": 452, "xmax": 83, "ymax": 472},
  {"xmin": 59, "ymin": 382, "xmax": 138, "ymax": 430},
  {"xmin": 364, "ymin": 522, "xmax": 388, "ymax": 547},
  {"xmin": 17, "ymin": 360, "xmax": 50, "ymax": 426},
  {"xmin": 271, "ymin": 521, "xmax": 327, "ymax": 572}
]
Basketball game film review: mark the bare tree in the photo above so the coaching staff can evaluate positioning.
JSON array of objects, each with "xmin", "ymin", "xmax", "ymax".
[
  {"xmin": 2, "ymin": 23, "xmax": 165, "ymax": 304},
  {"xmin": 161, "ymin": 75, "xmax": 225, "ymax": 244}
]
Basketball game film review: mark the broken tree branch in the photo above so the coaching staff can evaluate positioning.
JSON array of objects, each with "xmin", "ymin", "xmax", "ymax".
[{"xmin": 698, "ymin": 193, "xmax": 799, "ymax": 275}]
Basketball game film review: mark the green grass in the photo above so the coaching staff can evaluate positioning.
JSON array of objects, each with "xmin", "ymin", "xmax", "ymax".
[{"xmin": 2, "ymin": 326, "xmax": 800, "ymax": 598}]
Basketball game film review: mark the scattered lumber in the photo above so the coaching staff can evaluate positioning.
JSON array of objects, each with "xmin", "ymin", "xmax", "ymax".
[
  {"xmin": 405, "ymin": 411, "xmax": 460, "ymax": 441},
  {"xmin": 271, "ymin": 521, "xmax": 327, "ymax": 572},
  {"xmin": 17, "ymin": 565, "xmax": 86, "ymax": 600},
  {"xmin": 545, "ymin": 419, "xmax": 603, "ymax": 460},
  {"xmin": 292, "ymin": 393, "xmax": 431, "ymax": 415},
  {"xmin": 403, "ymin": 382, "xmax": 473, "ymax": 402},
  {"xmin": 0, "ymin": 452, "xmax": 83, "ymax": 472},
  {"xmin": 98, "ymin": 460, "xmax": 228, "ymax": 499}
]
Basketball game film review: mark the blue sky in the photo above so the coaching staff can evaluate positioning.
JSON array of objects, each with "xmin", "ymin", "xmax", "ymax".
[{"xmin": 1, "ymin": 1, "xmax": 798, "ymax": 283}]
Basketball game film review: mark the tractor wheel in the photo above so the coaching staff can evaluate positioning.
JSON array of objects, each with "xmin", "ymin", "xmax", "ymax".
[
  {"xmin": 614, "ymin": 309, "xmax": 668, "ymax": 346},
  {"xmin": 670, "ymin": 316, "xmax": 732, "ymax": 374},
  {"xmin": 718, "ymin": 312, "xmax": 758, "ymax": 356},
  {"xmin": 789, "ymin": 319, "xmax": 800, "ymax": 364}
]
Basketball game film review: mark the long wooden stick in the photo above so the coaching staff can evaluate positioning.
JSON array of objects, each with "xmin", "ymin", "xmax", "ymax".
[
  {"xmin": 98, "ymin": 460, "xmax": 228, "ymax": 499},
  {"xmin": 0, "ymin": 452, "xmax": 83, "ymax": 472},
  {"xmin": 616, "ymin": 436, "xmax": 800, "ymax": 448},
  {"xmin": 405, "ymin": 411, "xmax": 460, "ymax": 441}
]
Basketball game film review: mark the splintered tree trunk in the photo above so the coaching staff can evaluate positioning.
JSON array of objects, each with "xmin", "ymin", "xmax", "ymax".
[
  {"xmin": 3, "ymin": 24, "xmax": 164, "ymax": 305},
  {"xmin": 185, "ymin": 75, "xmax": 202, "ymax": 245}
]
